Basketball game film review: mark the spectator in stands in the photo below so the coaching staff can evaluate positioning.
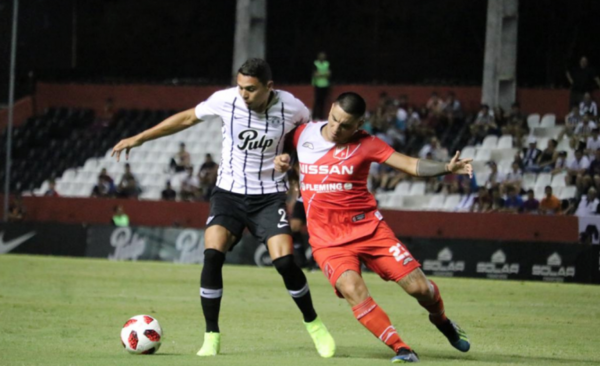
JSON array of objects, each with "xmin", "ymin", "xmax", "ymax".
[
  {"xmin": 502, "ymin": 103, "xmax": 528, "ymax": 148},
  {"xmin": 161, "ymin": 181, "xmax": 177, "ymax": 201},
  {"xmin": 579, "ymin": 92, "xmax": 598, "ymax": 117},
  {"xmin": 180, "ymin": 166, "xmax": 200, "ymax": 201},
  {"xmin": 470, "ymin": 104, "xmax": 498, "ymax": 144},
  {"xmin": 395, "ymin": 95, "xmax": 409, "ymax": 123},
  {"xmin": 588, "ymin": 148, "xmax": 600, "ymax": 185},
  {"xmin": 566, "ymin": 56, "xmax": 600, "ymax": 108},
  {"xmin": 117, "ymin": 163, "xmax": 139, "ymax": 199},
  {"xmin": 111, "ymin": 205, "xmax": 130, "ymax": 227},
  {"xmin": 537, "ymin": 139, "xmax": 558, "ymax": 172},
  {"xmin": 171, "ymin": 142, "xmax": 191, "ymax": 173},
  {"xmin": 551, "ymin": 151, "xmax": 569, "ymax": 175},
  {"xmin": 539, "ymin": 186, "xmax": 562, "ymax": 215},
  {"xmin": 418, "ymin": 137, "xmax": 448, "ymax": 162},
  {"xmin": 8, "ymin": 194, "xmax": 25, "ymax": 222},
  {"xmin": 574, "ymin": 187, "xmax": 599, "ymax": 217},
  {"xmin": 503, "ymin": 185, "xmax": 523, "ymax": 213},
  {"xmin": 484, "ymin": 161, "xmax": 505, "ymax": 190},
  {"xmin": 521, "ymin": 136, "xmax": 542, "ymax": 173},
  {"xmin": 586, "ymin": 128, "xmax": 600, "ymax": 159},
  {"xmin": 471, "ymin": 187, "xmax": 492, "ymax": 213},
  {"xmin": 489, "ymin": 187, "xmax": 505, "ymax": 212},
  {"xmin": 566, "ymin": 149, "xmax": 590, "ymax": 186},
  {"xmin": 426, "ymin": 91, "xmax": 445, "ymax": 116},
  {"xmin": 454, "ymin": 181, "xmax": 475, "ymax": 212},
  {"xmin": 91, "ymin": 176, "xmax": 116, "ymax": 198},
  {"xmin": 574, "ymin": 113, "xmax": 597, "ymax": 149},
  {"xmin": 198, "ymin": 153, "xmax": 219, "ymax": 200},
  {"xmin": 522, "ymin": 189, "xmax": 539, "ymax": 214},
  {"xmin": 560, "ymin": 105, "xmax": 583, "ymax": 140},
  {"xmin": 43, "ymin": 179, "xmax": 60, "ymax": 197},
  {"xmin": 98, "ymin": 168, "xmax": 114, "ymax": 185},
  {"xmin": 504, "ymin": 162, "xmax": 523, "ymax": 193}
]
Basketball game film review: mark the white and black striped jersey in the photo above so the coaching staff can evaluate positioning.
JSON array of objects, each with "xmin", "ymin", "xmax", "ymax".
[{"xmin": 195, "ymin": 87, "xmax": 309, "ymax": 195}]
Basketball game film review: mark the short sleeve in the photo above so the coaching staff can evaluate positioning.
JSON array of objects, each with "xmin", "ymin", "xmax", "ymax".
[
  {"xmin": 292, "ymin": 102, "xmax": 310, "ymax": 127},
  {"xmin": 195, "ymin": 92, "xmax": 223, "ymax": 121},
  {"xmin": 364, "ymin": 135, "xmax": 396, "ymax": 163}
]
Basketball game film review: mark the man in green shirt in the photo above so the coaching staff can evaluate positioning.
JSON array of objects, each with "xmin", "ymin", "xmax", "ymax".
[
  {"xmin": 112, "ymin": 205, "xmax": 130, "ymax": 227},
  {"xmin": 312, "ymin": 52, "xmax": 331, "ymax": 120}
]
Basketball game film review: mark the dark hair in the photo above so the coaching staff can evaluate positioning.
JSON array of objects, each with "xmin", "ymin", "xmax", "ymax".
[
  {"xmin": 576, "ymin": 148, "xmax": 584, "ymax": 154},
  {"xmin": 237, "ymin": 58, "xmax": 272, "ymax": 85},
  {"xmin": 545, "ymin": 185, "xmax": 552, "ymax": 191},
  {"xmin": 335, "ymin": 92, "xmax": 367, "ymax": 118},
  {"xmin": 527, "ymin": 189, "xmax": 534, "ymax": 194}
]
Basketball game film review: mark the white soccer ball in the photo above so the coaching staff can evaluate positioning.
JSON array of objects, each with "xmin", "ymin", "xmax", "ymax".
[{"xmin": 120, "ymin": 315, "xmax": 163, "ymax": 354}]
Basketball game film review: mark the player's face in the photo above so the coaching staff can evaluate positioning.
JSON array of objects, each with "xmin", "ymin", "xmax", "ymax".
[
  {"xmin": 324, "ymin": 104, "xmax": 363, "ymax": 144},
  {"xmin": 237, "ymin": 74, "xmax": 273, "ymax": 112}
]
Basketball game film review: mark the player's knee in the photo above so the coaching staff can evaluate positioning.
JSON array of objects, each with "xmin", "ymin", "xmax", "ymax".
[
  {"xmin": 272, "ymin": 254, "xmax": 295, "ymax": 276},
  {"xmin": 203, "ymin": 248, "xmax": 226, "ymax": 267},
  {"xmin": 336, "ymin": 272, "xmax": 368, "ymax": 301}
]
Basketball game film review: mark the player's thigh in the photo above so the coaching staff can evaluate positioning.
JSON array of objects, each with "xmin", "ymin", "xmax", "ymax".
[
  {"xmin": 359, "ymin": 223, "xmax": 421, "ymax": 283},
  {"xmin": 312, "ymin": 246, "xmax": 361, "ymax": 299},
  {"xmin": 204, "ymin": 225, "xmax": 237, "ymax": 252},
  {"xmin": 246, "ymin": 192, "xmax": 292, "ymax": 249},
  {"xmin": 334, "ymin": 270, "xmax": 370, "ymax": 307}
]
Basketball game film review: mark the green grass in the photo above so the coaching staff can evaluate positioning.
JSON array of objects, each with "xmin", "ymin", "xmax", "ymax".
[{"xmin": 1, "ymin": 255, "xmax": 599, "ymax": 366}]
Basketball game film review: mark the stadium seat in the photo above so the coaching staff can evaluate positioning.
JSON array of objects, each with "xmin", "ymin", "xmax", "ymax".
[
  {"xmin": 536, "ymin": 173, "xmax": 552, "ymax": 188},
  {"xmin": 533, "ymin": 126, "xmax": 562, "ymax": 139},
  {"xmin": 442, "ymin": 194, "xmax": 461, "ymax": 211},
  {"xmin": 522, "ymin": 173, "xmax": 537, "ymax": 190},
  {"xmin": 527, "ymin": 114, "xmax": 541, "ymax": 129},
  {"xmin": 387, "ymin": 195, "xmax": 404, "ymax": 209},
  {"xmin": 559, "ymin": 185, "xmax": 577, "ymax": 200},
  {"xmin": 498, "ymin": 159, "xmax": 513, "ymax": 174},
  {"xmin": 491, "ymin": 148, "xmax": 518, "ymax": 162},
  {"xmin": 409, "ymin": 181, "xmax": 426, "ymax": 195},
  {"xmin": 551, "ymin": 172, "xmax": 567, "ymax": 188},
  {"xmin": 476, "ymin": 172, "xmax": 490, "ymax": 187},
  {"xmin": 394, "ymin": 181, "xmax": 411, "ymax": 196},
  {"xmin": 557, "ymin": 137, "xmax": 570, "ymax": 151},
  {"xmin": 474, "ymin": 149, "xmax": 492, "ymax": 162},
  {"xmin": 61, "ymin": 168, "xmax": 78, "ymax": 183},
  {"xmin": 426, "ymin": 194, "xmax": 446, "ymax": 211},
  {"xmin": 471, "ymin": 161, "xmax": 491, "ymax": 175},
  {"xmin": 481, "ymin": 135, "xmax": 498, "ymax": 149},
  {"xmin": 497, "ymin": 135, "xmax": 513, "ymax": 149},
  {"xmin": 540, "ymin": 114, "xmax": 556, "ymax": 128},
  {"xmin": 375, "ymin": 192, "xmax": 393, "ymax": 208},
  {"xmin": 402, "ymin": 195, "xmax": 431, "ymax": 211},
  {"xmin": 460, "ymin": 146, "xmax": 476, "ymax": 160},
  {"xmin": 534, "ymin": 186, "xmax": 546, "ymax": 200}
]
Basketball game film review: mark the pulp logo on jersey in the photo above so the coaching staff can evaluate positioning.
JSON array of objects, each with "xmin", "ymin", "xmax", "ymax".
[
  {"xmin": 422, "ymin": 247, "xmax": 465, "ymax": 276},
  {"xmin": 532, "ymin": 252, "xmax": 575, "ymax": 282},
  {"xmin": 0, "ymin": 231, "xmax": 36, "ymax": 254},
  {"xmin": 476, "ymin": 250, "xmax": 519, "ymax": 279},
  {"xmin": 237, "ymin": 130, "xmax": 274, "ymax": 152},
  {"xmin": 301, "ymin": 182, "xmax": 353, "ymax": 193},
  {"xmin": 300, "ymin": 163, "xmax": 354, "ymax": 175}
]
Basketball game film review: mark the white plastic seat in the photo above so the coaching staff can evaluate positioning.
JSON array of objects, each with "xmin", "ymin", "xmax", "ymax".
[
  {"xmin": 482, "ymin": 135, "xmax": 499, "ymax": 149},
  {"xmin": 426, "ymin": 194, "xmax": 446, "ymax": 211},
  {"xmin": 497, "ymin": 135, "xmax": 513, "ymax": 149},
  {"xmin": 535, "ymin": 173, "xmax": 552, "ymax": 188},
  {"xmin": 375, "ymin": 192, "xmax": 393, "ymax": 208},
  {"xmin": 460, "ymin": 146, "xmax": 476, "ymax": 160},
  {"xmin": 540, "ymin": 114, "xmax": 556, "ymax": 128},
  {"xmin": 527, "ymin": 114, "xmax": 541, "ymax": 129},
  {"xmin": 394, "ymin": 181, "xmax": 411, "ymax": 196},
  {"xmin": 522, "ymin": 173, "xmax": 537, "ymax": 190},
  {"xmin": 476, "ymin": 172, "xmax": 490, "ymax": 187},
  {"xmin": 61, "ymin": 168, "xmax": 78, "ymax": 183},
  {"xmin": 386, "ymin": 195, "xmax": 404, "ymax": 209},
  {"xmin": 551, "ymin": 173, "xmax": 567, "ymax": 188},
  {"xmin": 442, "ymin": 194, "xmax": 461, "ymax": 211},
  {"xmin": 474, "ymin": 149, "xmax": 492, "ymax": 162},
  {"xmin": 559, "ymin": 186, "xmax": 577, "ymax": 200},
  {"xmin": 409, "ymin": 181, "xmax": 426, "ymax": 195},
  {"xmin": 498, "ymin": 159, "xmax": 513, "ymax": 174},
  {"xmin": 534, "ymin": 186, "xmax": 546, "ymax": 200},
  {"xmin": 471, "ymin": 161, "xmax": 491, "ymax": 176},
  {"xmin": 402, "ymin": 195, "xmax": 431, "ymax": 211},
  {"xmin": 491, "ymin": 148, "xmax": 518, "ymax": 162}
]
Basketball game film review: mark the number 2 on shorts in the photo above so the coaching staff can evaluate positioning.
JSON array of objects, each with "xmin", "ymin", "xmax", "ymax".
[{"xmin": 277, "ymin": 208, "xmax": 289, "ymax": 228}]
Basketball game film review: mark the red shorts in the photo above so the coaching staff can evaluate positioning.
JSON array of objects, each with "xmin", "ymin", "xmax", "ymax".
[{"xmin": 311, "ymin": 222, "xmax": 421, "ymax": 298}]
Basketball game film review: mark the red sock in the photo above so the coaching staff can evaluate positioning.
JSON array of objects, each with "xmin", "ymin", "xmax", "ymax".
[
  {"xmin": 418, "ymin": 280, "xmax": 448, "ymax": 325},
  {"xmin": 352, "ymin": 297, "xmax": 410, "ymax": 352}
]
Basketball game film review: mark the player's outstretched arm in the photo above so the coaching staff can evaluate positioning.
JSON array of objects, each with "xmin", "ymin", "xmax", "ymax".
[
  {"xmin": 274, "ymin": 153, "xmax": 291, "ymax": 173},
  {"xmin": 111, "ymin": 108, "xmax": 200, "ymax": 162},
  {"xmin": 384, "ymin": 151, "xmax": 473, "ymax": 178}
]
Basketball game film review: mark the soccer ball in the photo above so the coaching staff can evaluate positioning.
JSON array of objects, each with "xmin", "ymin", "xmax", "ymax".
[{"xmin": 120, "ymin": 315, "xmax": 163, "ymax": 354}]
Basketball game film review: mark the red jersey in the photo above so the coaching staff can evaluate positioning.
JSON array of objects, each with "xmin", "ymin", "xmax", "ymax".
[{"xmin": 292, "ymin": 121, "xmax": 395, "ymax": 248}]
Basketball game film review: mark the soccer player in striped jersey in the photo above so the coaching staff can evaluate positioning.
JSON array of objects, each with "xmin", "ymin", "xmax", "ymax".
[
  {"xmin": 112, "ymin": 58, "xmax": 335, "ymax": 358},
  {"xmin": 275, "ymin": 92, "xmax": 472, "ymax": 363}
]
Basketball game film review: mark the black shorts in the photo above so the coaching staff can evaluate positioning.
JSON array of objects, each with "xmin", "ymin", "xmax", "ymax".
[
  {"xmin": 291, "ymin": 200, "xmax": 306, "ymax": 224},
  {"xmin": 207, "ymin": 187, "xmax": 292, "ymax": 245}
]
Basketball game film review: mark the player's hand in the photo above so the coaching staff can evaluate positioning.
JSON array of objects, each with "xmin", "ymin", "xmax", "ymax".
[
  {"xmin": 274, "ymin": 154, "xmax": 291, "ymax": 173},
  {"xmin": 447, "ymin": 151, "xmax": 473, "ymax": 178},
  {"xmin": 111, "ymin": 136, "xmax": 143, "ymax": 162}
]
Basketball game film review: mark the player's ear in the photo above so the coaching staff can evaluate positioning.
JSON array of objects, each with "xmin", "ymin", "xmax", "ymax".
[
  {"xmin": 266, "ymin": 80, "xmax": 274, "ymax": 90},
  {"xmin": 356, "ymin": 118, "xmax": 365, "ymax": 132}
]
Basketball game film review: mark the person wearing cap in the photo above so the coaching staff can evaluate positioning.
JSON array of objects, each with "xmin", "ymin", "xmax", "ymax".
[{"xmin": 521, "ymin": 137, "xmax": 542, "ymax": 173}]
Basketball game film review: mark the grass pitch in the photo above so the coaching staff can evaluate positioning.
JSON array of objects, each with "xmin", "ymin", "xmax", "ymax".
[{"xmin": 1, "ymin": 255, "xmax": 599, "ymax": 366}]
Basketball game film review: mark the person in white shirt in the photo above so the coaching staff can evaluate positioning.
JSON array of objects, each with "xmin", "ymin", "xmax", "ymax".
[
  {"xmin": 484, "ymin": 161, "xmax": 505, "ymax": 189},
  {"xmin": 579, "ymin": 92, "xmax": 598, "ymax": 116},
  {"xmin": 575, "ymin": 188, "xmax": 599, "ymax": 217},
  {"xmin": 586, "ymin": 128, "xmax": 600, "ymax": 159},
  {"xmin": 574, "ymin": 113, "xmax": 598, "ymax": 146},
  {"xmin": 566, "ymin": 149, "xmax": 591, "ymax": 185},
  {"xmin": 504, "ymin": 162, "xmax": 523, "ymax": 192},
  {"xmin": 111, "ymin": 58, "xmax": 335, "ymax": 358},
  {"xmin": 418, "ymin": 137, "xmax": 448, "ymax": 161}
]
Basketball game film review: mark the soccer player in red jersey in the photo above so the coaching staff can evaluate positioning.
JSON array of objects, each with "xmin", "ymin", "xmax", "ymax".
[{"xmin": 275, "ymin": 92, "xmax": 472, "ymax": 363}]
